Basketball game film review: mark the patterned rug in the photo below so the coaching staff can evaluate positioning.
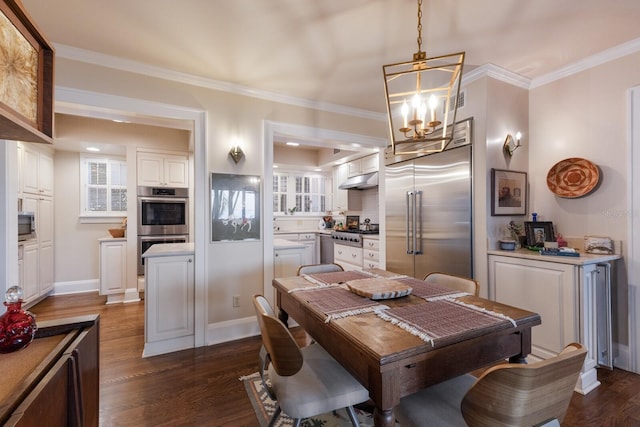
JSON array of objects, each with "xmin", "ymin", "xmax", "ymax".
[{"xmin": 241, "ymin": 372, "xmax": 378, "ymax": 427}]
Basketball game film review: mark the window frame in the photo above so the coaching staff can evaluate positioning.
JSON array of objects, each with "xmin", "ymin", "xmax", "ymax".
[
  {"xmin": 273, "ymin": 170, "xmax": 330, "ymax": 216},
  {"xmin": 79, "ymin": 154, "xmax": 128, "ymax": 221}
]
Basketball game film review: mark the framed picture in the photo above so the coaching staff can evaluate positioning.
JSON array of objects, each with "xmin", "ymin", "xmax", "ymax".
[
  {"xmin": 524, "ymin": 221, "xmax": 555, "ymax": 247},
  {"xmin": 211, "ymin": 173, "xmax": 261, "ymax": 242},
  {"xmin": 491, "ymin": 168, "xmax": 527, "ymax": 216}
]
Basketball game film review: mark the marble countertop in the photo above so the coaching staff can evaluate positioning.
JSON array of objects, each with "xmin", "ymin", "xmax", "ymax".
[
  {"xmin": 98, "ymin": 236, "xmax": 127, "ymax": 242},
  {"xmin": 487, "ymin": 248, "xmax": 621, "ymax": 266},
  {"xmin": 142, "ymin": 242, "xmax": 194, "ymax": 258},
  {"xmin": 273, "ymin": 238, "xmax": 305, "ymax": 249}
]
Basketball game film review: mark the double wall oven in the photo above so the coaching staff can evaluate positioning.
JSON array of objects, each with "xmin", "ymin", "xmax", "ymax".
[{"xmin": 137, "ymin": 186, "xmax": 189, "ymax": 275}]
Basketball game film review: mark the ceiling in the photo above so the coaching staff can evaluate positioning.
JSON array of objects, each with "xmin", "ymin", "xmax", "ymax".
[{"xmin": 20, "ymin": 0, "xmax": 640, "ymax": 116}]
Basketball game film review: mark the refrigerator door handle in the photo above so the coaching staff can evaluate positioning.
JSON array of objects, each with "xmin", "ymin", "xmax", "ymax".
[
  {"xmin": 406, "ymin": 191, "xmax": 413, "ymax": 254},
  {"xmin": 415, "ymin": 190, "xmax": 423, "ymax": 254}
]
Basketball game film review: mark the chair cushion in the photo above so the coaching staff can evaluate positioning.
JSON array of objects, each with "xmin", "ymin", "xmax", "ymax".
[
  {"xmin": 268, "ymin": 343, "xmax": 369, "ymax": 419},
  {"xmin": 395, "ymin": 374, "xmax": 476, "ymax": 427}
]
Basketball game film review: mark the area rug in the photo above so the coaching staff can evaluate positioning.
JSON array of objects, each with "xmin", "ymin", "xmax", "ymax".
[{"xmin": 241, "ymin": 372, "xmax": 379, "ymax": 427}]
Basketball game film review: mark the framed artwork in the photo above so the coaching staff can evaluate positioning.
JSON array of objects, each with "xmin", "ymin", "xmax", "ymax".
[
  {"xmin": 524, "ymin": 221, "xmax": 555, "ymax": 247},
  {"xmin": 211, "ymin": 173, "xmax": 261, "ymax": 242},
  {"xmin": 491, "ymin": 168, "xmax": 527, "ymax": 216},
  {"xmin": 0, "ymin": 0, "xmax": 54, "ymax": 143}
]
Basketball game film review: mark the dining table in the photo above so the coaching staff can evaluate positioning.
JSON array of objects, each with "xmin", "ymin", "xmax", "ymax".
[{"xmin": 272, "ymin": 268, "xmax": 541, "ymax": 427}]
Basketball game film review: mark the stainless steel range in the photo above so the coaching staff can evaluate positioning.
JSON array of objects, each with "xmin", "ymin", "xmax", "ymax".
[{"xmin": 331, "ymin": 230, "xmax": 379, "ymax": 247}]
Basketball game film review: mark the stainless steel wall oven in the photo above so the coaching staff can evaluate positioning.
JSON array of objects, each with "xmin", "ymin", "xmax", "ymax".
[{"xmin": 137, "ymin": 186, "xmax": 189, "ymax": 274}]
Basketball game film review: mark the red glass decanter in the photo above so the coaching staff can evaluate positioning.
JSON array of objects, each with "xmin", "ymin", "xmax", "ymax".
[{"xmin": 0, "ymin": 286, "xmax": 37, "ymax": 353}]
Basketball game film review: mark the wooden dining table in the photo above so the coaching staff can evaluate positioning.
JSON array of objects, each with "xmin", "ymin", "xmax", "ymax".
[{"xmin": 272, "ymin": 269, "xmax": 541, "ymax": 427}]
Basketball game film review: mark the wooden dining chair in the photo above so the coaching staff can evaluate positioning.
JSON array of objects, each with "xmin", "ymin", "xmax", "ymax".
[
  {"xmin": 423, "ymin": 271, "xmax": 480, "ymax": 296},
  {"xmin": 252, "ymin": 294, "xmax": 369, "ymax": 427},
  {"xmin": 395, "ymin": 342, "xmax": 587, "ymax": 427},
  {"xmin": 296, "ymin": 263, "xmax": 344, "ymax": 275}
]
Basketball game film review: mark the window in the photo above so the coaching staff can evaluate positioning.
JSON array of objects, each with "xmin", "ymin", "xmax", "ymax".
[
  {"xmin": 274, "ymin": 171, "xmax": 328, "ymax": 215},
  {"xmin": 80, "ymin": 155, "xmax": 127, "ymax": 218}
]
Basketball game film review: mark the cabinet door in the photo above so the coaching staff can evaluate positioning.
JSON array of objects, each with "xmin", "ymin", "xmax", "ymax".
[
  {"xmin": 489, "ymin": 255, "xmax": 577, "ymax": 359},
  {"xmin": 22, "ymin": 146, "xmax": 39, "ymax": 195},
  {"xmin": 39, "ymin": 244, "xmax": 54, "ymax": 294},
  {"xmin": 163, "ymin": 156, "xmax": 189, "ymax": 187},
  {"xmin": 67, "ymin": 324, "xmax": 100, "ymax": 427},
  {"xmin": 274, "ymin": 248, "xmax": 305, "ymax": 278},
  {"xmin": 37, "ymin": 197, "xmax": 54, "ymax": 246},
  {"xmin": 347, "ymin": 159, "xmax": 361, "ymax": 177},
  {"xmin": 146, "ymin": 255, "xmax": 195, "ymax": 342},
  {"xmin": 22, "ymin": 243, "xmax": 39, "ymax": 301},
  {"xmin": 137, "ymin": 154, "xmax": 164, "ymax": 187},
  {"xmin": 100, "ymin": 241, "xmax": 127, "ymax": 295},
  {"xmin": 38, "ymin": 152, "xmax": 54, "ymax": 196},
  {"xmin": 360, "ymin": 154, "xmax": 378, "ymax": 174},
  {"xmin": 334, "ymin": 244, "xmax": 362, "ymax": 270},
  {"xmin": 332, "ymin": 163, "xmax": 348, "ymax": 210}
]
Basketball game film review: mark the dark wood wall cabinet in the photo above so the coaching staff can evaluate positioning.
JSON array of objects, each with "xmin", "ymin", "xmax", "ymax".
[
  {"xmin": 0, "ymin": 314, "xmax": 100, "ymax": 426},
  {"xmin": 0, "ymin": 0, "xmax": 54, "ymax": 144}
]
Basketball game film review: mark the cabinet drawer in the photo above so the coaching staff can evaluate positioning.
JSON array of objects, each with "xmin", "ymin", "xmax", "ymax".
[
  {"xmin": 299, "ymin": 233, "xmax": 316, "ymax": 241},
  {"xmin": 334, "ymin": 244, "xmax": 362, "ymax": 266},
  {"xmin": 364, "ymin": 249, "xmax": 379, "ymax": 262},
  {"xmin": 363, "ymin": 238, "xmax": 380, "ymax": 251},
  {"xmin": 363, "ymin": 260, "xmax": 380, "ymax": 270}
]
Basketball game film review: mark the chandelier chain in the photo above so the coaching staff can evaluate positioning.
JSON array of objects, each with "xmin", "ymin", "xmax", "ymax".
[{"xmin": 417, "ymin": 0, "xmax": 423, "ymax": 52}]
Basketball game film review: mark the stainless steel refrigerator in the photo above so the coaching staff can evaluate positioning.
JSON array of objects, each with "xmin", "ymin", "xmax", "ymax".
[{"xmin": 385, "ymin": 119, "xmax": 473, "ymax": 279}]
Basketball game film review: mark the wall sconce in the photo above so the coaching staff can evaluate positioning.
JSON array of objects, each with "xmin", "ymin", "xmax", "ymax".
[
  {"xmin": 503, "ymin": 132, "xmax": 522, "ymax": 156},
  {"xmin": 229, "ymin": 145, "xmax": 244, "ymax": 164}
]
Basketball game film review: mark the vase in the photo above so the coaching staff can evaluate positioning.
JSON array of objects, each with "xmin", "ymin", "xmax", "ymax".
[{"xmin": 0, "ymin": 286, "xmax": 37, "ymax": 353}]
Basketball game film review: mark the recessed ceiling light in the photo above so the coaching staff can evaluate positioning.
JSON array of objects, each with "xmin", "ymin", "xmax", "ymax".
[
  {"xmin": 314, "ymin": 168, "xmax": 321, "ymax": 172},
  {"xmin": 273, "ymin": 165, "xmax": 279, "ymax": 168},
  {"xmin": 86, "ymin": 147, "xmax": 100, "ymax": 152},
  {"xmin": 286, "ymin": 142, "xmax": 300, "ymax": 147}
]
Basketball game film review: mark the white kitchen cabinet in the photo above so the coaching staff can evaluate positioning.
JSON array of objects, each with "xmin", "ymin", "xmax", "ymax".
[
  {"xmin": 21, "ymin": 194, "xmax": 54, "ymax": 305},
  {"xmin": 332, "ymin": 163, "xmax": 349, "ymax": 210},
  {"xmin": 334, "ymin": 243, "xmax": 363, "ymax": 271},
  {"xmin": 363, "ymin": 237, "xmax": 380, "ymax": 270},
  {"xmin": 488, "ymin": 250, "xmax": 621, "ymax": 395},
  {"xmin": 274, "ymin": 245, "xmax": 306, "ymax": 278},
  {"xmin": 346, "ymin": 153, "xmax": 378, "ymax": 178},
  {"xmin": 298, "ymin": 233, "xmax": 317, "ymax": 265},
  {"xmin": 21, "ymin": 144, "xmax": 54, "ymax": 197},
  {"xmin": 21, "ymin": 242, "xmax": 39, "ymax": 301},
  {"xmin": 137, "ymin": 152, "xmax": 189, "ymax": 187},
  {"xmin": 143, "ymin": 243, "xmax": 195, "ymax": 357},
  {"xmin": 100, "ymin": 239, "xmax": 127, "ymax": 297}
]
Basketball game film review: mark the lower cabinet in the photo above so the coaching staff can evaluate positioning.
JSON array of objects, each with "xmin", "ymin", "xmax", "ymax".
[
  {"xmin": 100, "ymin": 239, "xmax": 127, "ymax": 295},
  {"xmin": 363, "ymin": 237, "xmax": 380, "ymax": 269},
  {"xmin": 274, "ymin": 246, "xmax": 305, "ymax": 278},
  {"xmin": 144, "ymin": 251, "xmax": 195, "ymax": 357},
  {"xmin": 334, "ymin": 243, "xmax": 363, "ymax": 271},
  {"xmin": 1, "ymin": 315, "xmax": 100, "ymax": 427},
  {"xmin": 488, "ymin": 251, "xmax": 620, "ymax": 395}
]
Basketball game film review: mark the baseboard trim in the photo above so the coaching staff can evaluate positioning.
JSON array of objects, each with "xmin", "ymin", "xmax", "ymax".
[
  {"xmin": 53, "ymin": 279, "xmax": 99, "ymax": 295},
  {"xmin": 206, "ymin": 316, "xmax": 260, "ymax": 346}
]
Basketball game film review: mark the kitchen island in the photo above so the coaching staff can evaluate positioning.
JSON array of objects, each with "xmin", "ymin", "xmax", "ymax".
[
  {"xmin": 142, "ymin": 242, "xmax": 194, "ymax": 357},
  {"xmin": 488, "ymin": 248, "xmax": 622, "ymax": 394}
]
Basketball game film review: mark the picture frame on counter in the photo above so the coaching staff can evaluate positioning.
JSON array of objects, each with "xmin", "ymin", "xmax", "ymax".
[
  {"xmin": 524, "ymin": 221, "xmax": 555, "ymax": 247},
  {"xmin": 491, "ymin": 168, "xmax": 527, "ymax": 216}
]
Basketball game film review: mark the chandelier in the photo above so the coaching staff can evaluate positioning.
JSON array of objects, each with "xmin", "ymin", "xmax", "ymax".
[{"xmin": 383, "ymin": 0, "xmax": 465, "ymax": 155}]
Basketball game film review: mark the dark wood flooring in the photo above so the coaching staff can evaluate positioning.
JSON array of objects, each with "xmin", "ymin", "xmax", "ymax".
[{"xmin": 29, "ymin": 292, "xmax": 640, "ymax": 426}]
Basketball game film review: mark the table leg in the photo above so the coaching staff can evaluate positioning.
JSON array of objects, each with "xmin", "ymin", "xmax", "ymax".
[
  {"xmin": 508, "ymin": 329, "xmax": 532, "ymax": 364},
  {"xmin": 373, "ymin": 407, "xmax": 395, "ymax": 427}
]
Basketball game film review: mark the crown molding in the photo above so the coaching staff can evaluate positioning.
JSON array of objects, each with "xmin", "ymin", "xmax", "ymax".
[
  {"xmin": 531, "ymin": 37, "xmax": 640, "ymax": 89},
  {"xmin": 462, "ymin": 63, "xmax": 531, "ymax": 90},
  {"xmin": 54, "ymin": 43, "xmax": 386, "ymax": 122}
]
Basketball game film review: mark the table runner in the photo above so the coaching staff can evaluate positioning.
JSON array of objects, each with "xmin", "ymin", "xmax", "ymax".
[
  {"xmin": 376, "ymin": 299, "xmax": 516, "ymax": 347},
  {"xmin": 293, "ymin": 286, "xmax": 387, "ymax": 322}
]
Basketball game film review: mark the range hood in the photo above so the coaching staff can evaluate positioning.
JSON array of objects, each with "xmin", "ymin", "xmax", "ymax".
[{"xmin": 339, "ymin": 172, "xmax": 378, "ymax": 190}]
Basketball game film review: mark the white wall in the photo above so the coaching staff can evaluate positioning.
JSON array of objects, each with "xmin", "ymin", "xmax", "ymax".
[{"xmin": 530, "ymin": 51, "xmax": 640, "ymax": 351}]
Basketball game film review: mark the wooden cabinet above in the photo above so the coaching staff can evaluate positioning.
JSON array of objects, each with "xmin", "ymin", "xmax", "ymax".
[{"xmin": 0, "ymin": 1, "xmax": 54, "ymax": 144}]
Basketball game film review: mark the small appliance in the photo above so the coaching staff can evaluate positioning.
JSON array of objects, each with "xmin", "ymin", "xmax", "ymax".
[{"xmin": 18, "ymin": 212, "xmax": 36, "ymax": 241}]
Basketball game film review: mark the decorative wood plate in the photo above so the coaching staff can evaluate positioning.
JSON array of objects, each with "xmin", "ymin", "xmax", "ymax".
[
  {"xmin": 546, "ymin": 158, "xmax": 600, "ymax": 198},
  {"xmin": 346, "ymin": 278, "xmax": 412, "ymax": 300}
]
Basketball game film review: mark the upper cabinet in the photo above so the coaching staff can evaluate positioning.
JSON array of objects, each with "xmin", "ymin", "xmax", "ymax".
[
  {"xmin": 347, "ymin": 153, "xmax": 378, "ymax": 177},
  {"xmin": 137, "ymin": 152, "xmax": 189, "ymax": 188},
  {"xmin": 332, "ymin": 163, "xmax": 349, "ymax": 211},
  {"xmin": 21, "ymin": 143, "xmax": 53, "ymax": 196},
  {"xmin": 0, "ymin": 1, "xmax": 54, "ymax": 144}
]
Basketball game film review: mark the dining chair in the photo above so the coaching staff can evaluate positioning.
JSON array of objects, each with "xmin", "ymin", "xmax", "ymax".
[
  {"xmin": 423, "ymin": 271, "xmax": 480, "ymax": 296},
  {"xmin": 252, "ymin": 294, "xmax": 369, "ymax": 427},
  {"xmin": 297, "ymin": 263, "xmax": 344, "ymax": 275},
  {"xmin": 395, "ymin": 342, "xmax": 587, "ymax": 427}
]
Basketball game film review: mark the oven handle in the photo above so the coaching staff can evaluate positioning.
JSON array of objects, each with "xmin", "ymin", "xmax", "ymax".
[
  {"xmin": 138, "ymin": 196, "xmax": 188, "ymax": 203},
  {"xmin": 139, "ymin": 235, "xmax": 189, "ymax": 242}
]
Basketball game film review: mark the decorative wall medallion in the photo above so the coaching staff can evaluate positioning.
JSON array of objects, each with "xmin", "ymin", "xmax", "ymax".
[{"xmin": 546, "ymin": 157, "xmax": 600, "ymax": 198}]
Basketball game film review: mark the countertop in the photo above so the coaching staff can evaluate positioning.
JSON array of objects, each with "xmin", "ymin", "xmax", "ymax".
[
  {"xmin": 98, "ymin": 236, "xmax": 127, "ymax": 242},
  {"xmin": 487, "ymin": 248, "xmax": 621, "ymax": 266},
  {"xmin": 142, "ymin": 242, "xmax": 194, "ymax": 258},
  {"xmin": 273, "ymin": 238, "xmax": 305, "ymax": 249}
]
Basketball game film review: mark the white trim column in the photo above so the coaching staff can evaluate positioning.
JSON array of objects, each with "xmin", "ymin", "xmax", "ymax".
[{"xmin": 628, "ymin": 86, "xmax": 640, "ymax": 373}]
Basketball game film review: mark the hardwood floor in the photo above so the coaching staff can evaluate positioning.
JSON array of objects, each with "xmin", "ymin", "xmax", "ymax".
[{"xmin": 30, "ymin": 292, "xmax": 640, "ymax": 426}]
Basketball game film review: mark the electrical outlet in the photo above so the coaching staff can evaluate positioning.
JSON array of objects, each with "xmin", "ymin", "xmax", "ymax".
[{"xmin": 233, "ymin": 295, "xmax": 240, "ymax": 307}]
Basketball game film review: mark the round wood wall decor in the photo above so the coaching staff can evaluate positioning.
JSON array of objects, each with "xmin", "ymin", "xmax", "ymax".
[{"xmin": 546, "ymin": 157, "xmax": 600, "ymax": 198}]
